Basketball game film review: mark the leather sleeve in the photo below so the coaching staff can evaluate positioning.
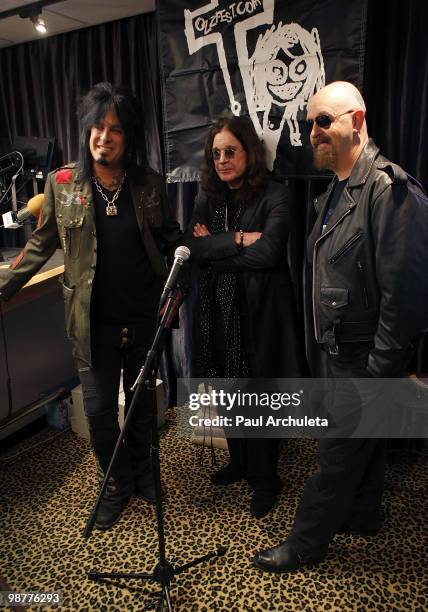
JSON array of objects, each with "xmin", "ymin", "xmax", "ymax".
[
  {"xmin": 184, "ymin": 191, "xmax": 239, "ymax": 262},
  {"xmin": 0, "ymin": 173, "xmax": 60, "ymax": 300},
  {"xmin": 367, "ymin": 179, "xmax": 428, "ymax": 376},
  {"xmin": 212, "ymin": 183, "xmax": 290, "ymax": 272}
]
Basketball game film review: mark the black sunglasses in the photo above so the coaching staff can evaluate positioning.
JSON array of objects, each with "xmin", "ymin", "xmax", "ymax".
[
  {"xmin": 211, "ymin": 147, "xmax": 244, "ymax": 161},
  {"xmin": 306, "ymin": 109, "xmax": 355, "ymax": 129}
]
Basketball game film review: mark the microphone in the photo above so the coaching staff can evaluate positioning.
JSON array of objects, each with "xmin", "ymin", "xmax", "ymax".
[
  {"xmin": 160, "ymin": 245, "xmax": 190, "ymax": 305},
  {"xmin": 2, "ymin": 193, "xmax": 44, "ymax": 229}
]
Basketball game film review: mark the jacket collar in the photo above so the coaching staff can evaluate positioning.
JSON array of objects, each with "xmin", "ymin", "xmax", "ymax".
[
  {"xmin": 308, "ymin": 139, "xmax": 380, "ymax": 256},
  {"xmin": 347, "ymin": 138, "xmax": 380, "ymax": 188}
]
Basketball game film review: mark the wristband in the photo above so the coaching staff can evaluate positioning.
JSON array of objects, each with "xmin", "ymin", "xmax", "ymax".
[{"xmin": 239, "ymin": 229, "xmax": 244, "ymax": 250}]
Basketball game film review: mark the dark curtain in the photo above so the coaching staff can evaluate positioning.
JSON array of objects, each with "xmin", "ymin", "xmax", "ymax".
[
  {"xmin": 0, "ymin": 13, "xmax": 163, "ymax": 172},
  {"xmin": 363, "ymin": 0, "xmax": 428, "ymax": 190}
]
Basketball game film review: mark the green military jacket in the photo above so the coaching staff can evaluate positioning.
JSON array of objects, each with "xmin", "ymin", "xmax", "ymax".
[{"xmin": 0, "ymin": 163, "xmax": 182, "ymax": 366}]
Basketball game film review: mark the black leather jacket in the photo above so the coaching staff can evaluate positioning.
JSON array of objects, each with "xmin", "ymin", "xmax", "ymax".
[
  {"xmin": 307, "ymin": 139, "xmax": 428, "ymax": 377},
  {"xmin": 186, "ymin": 181, "xmax": 304, "ymax": 378}
]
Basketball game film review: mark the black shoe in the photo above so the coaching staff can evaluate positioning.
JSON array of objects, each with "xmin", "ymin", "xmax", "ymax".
[
  {"xmin": 253, "ymin": 542, "xmax": 324, "ymax": 574},
  {"xmin": 250, "ymin": 492, "xmax": 278, "ymax": 519},
  {"xmin": 211, "ymin": 464, "xmax": 246, "ymax": 485},
  {"xmin": 95, "ymin": 477, "xmax": 133, "ymax": 531}
]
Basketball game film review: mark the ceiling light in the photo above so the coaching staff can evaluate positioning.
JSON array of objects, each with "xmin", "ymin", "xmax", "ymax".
[{"xmin": 30, "ymin": 14, "xmax": 47, "ymax": 34}]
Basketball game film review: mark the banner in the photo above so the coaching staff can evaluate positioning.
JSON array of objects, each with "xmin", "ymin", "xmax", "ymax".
[{"xmin": 158, "ymin": 0, "xmax": 368, "ymax": 181}]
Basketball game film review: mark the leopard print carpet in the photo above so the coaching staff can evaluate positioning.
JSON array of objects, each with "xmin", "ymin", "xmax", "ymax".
[{"xmin": 0, "ymin": 408, "xmax": 426, "ymax": 611}]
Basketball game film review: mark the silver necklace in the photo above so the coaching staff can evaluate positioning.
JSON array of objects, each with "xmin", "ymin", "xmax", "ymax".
[
  {"xmin": 224, "ymin": 199, "xmax": 242, "ymax": 232},
  {"xmin": 92, "ymin": 172, "xmax": 126, "ymax": 216}
]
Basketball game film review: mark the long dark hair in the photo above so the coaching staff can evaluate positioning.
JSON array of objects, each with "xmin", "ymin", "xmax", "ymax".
[
  {"xmin": 201, "ymin": 116, "xmax": 269, "ymax": 203},
  {"xmin": 76, "ymin": 82, "xmax": 146, "ymax": 180}
]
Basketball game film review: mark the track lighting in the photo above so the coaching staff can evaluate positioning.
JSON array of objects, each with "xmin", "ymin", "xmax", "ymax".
[{"xmin": 30, "ymin": 14, "xmax": 47, "ymax": 34}]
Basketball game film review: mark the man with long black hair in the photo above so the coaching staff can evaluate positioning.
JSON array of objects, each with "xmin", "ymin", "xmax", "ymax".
[
  {"xmin": 186, "ymin": 116, "xmax": 305, "ymax": 518},
  {"xmin": 0, "ymin": 83, "xmax": 182, "ymax": 530}
]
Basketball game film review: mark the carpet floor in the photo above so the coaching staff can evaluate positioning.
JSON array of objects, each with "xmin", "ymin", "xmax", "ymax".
[{"xmin": 0, "ymin": 408, "xmax": 426, "ymax": 611}]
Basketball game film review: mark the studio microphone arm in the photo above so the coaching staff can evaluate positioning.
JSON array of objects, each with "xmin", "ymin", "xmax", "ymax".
[{"xmin": 2, "ymin": 193, "xmax": 44, "ymax": 229}]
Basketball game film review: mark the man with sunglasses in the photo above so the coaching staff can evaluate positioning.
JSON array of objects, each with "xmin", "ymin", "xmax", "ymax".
[{"xmin": 254, "ymin": 80, "xmax": 428, "ymax": 573}]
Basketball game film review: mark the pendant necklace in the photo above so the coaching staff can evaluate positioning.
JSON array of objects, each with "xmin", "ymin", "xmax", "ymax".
[{"xmin": 92, "ymin": 172, "xmax": 126, "ymax": 216}]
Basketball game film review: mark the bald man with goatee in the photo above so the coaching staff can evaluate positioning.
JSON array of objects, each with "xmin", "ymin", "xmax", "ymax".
[{"xmin": 254, "ymin": 81, "xmax": 428, "ymax": 573}]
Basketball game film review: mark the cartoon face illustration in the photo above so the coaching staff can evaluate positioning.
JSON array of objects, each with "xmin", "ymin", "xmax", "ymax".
[
  {"xmin": 254, "ymin": 22, "xmax": 325, "ymax": 108},
  {"xmin": 245, "ymin": 22, "xmax": 325, "ymax": 162}
]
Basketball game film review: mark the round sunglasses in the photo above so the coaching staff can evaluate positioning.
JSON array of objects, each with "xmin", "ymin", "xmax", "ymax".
[{"xmin": 211, "ymin": 147, "xmax": 244, "ymax": 161}]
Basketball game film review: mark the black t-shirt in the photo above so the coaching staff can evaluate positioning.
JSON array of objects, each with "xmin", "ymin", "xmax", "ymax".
[
  {"xmin": 92, "ymin": 180, "xmax": 163, "ymax": 324},
  {"xmin": 321, "ymin": 178, "xmax": 349, "ymax": 234}
]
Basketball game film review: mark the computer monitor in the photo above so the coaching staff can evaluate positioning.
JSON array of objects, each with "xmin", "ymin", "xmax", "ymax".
[{"xmin": 11, "ymin": 136, "xmax": 56, "ymax": 179}]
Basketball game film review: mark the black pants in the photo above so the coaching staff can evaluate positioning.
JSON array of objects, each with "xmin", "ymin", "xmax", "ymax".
[
  {"xmin": 287, "ymin": 348, "xmax": 387, "ymax": 557},
  {"xmin": 227, "ymin": 437, "xmax": 282, "ymax": 494},
  {"xmin": 77, "ymin": 322, "xmax": 156, "ymax": 485}
]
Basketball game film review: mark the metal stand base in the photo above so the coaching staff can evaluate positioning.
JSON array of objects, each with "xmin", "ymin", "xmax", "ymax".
[{"xmin": 89, "ymin": 549, "xmax": 225, "ymax": 612}]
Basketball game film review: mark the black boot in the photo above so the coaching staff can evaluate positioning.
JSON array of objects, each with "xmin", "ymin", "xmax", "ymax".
[
  {"xmin": 95, "ymin": 475, "xmax": 133, "ymax": 531},
  {"xmin": 250, "ymin": 480, "xmax": 282, "ymax": 519},
  {"xmin": 250, "ymin": 491, "xmax": 278, "ymax": 519},
  {"xmin": 211, "ymin": 463, "xmax": 246, "ymax": 485}
]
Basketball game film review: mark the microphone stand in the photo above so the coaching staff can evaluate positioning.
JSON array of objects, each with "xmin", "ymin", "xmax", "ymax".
[{"xmin": 83, "ymin": 287, "xmax": 225, "ymax": 611}]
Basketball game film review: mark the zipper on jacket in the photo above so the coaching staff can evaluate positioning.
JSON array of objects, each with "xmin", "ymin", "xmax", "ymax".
[
  {"xmin": 312, "ymin": 208, "xmax": 352, "ymax": 341},
  {"xmin": 329, "ymin": 231, "xmax": 363, "ymax": 264},
  {"xmin": 356, "ymin": 260, "xmax": 369, "ymax": 309}
]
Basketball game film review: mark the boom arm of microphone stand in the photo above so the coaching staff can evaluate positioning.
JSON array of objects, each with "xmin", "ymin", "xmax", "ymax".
[{"xmin": 131, "ymin": 288, "xmax": 181, "ymax": 392}]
